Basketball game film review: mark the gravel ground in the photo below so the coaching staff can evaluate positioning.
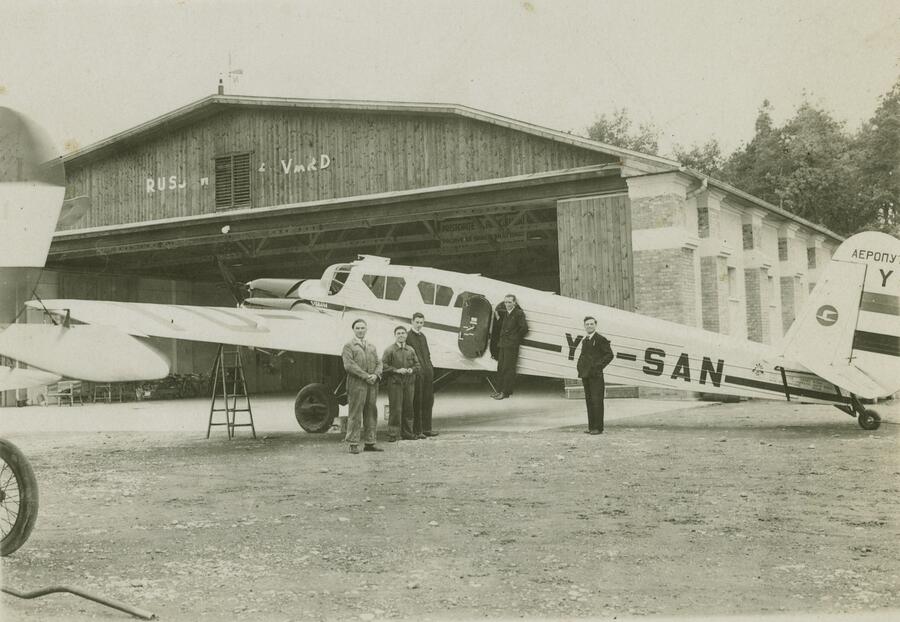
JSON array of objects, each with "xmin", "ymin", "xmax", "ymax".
[{"xmin": 1, "ymin": 398, "xmax": 898, "ymax": 621}]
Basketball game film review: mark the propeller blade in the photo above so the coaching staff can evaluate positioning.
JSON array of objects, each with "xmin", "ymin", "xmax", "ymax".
[{"xmin": 214, "ymin": 256, "xmax": 249, "ymax": 304}]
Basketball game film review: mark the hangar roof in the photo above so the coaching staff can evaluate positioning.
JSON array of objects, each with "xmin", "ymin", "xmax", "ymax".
[{"xmin": 59, "ymin": 93, "xmax": 678, "ymax": 173}]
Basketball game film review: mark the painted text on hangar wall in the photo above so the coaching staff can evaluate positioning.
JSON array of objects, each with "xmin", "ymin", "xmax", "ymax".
[{"xmin": 145, "ymin": 153, "xmax": 333, "ymax": 194}]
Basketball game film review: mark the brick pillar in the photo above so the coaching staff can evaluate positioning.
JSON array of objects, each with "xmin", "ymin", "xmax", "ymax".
[
  {"xmin": 741, "ymin": 208, "xmax": 775, "ymax": 344},
  {"xmin": 697, "ymin": 189, "xmax": 734, "ymax": 334},
  {"xmin": 626, "ymin": 173, "xmax": 701, "ymax": 327},
  {"xmin": 778, "ymin": 223, "xmax": 805, "ymax": 334},
  {"xmin": 700, "ymin": 256, "xmax": 730, "ymax": 333},
  {"xmin": 744, "ymin": 268, "xmax": 771, "ymax": 343},
  {"xmin": 626, "ymin": 172, "xmax": 701, "ymax": 398}
]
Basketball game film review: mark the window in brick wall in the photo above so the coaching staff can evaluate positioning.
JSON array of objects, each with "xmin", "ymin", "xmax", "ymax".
[
  {"xmin": 778, "ymin": 238, "xmax": 788, "ymax": 261},
  {"xmin": 742, "ymin": 224, "xmax": 754, "ymax": 250},
  {"xmin": 697, "ymin": 208, "xmax": 709, "ymax": 238},
  {"xmin": 807, "ymin": 247, "xmax": 816, "ymax": 269}
]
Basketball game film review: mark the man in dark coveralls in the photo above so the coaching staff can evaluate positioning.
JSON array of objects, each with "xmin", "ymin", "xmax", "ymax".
[
  {"xmin": 406, "ymin": 312, "xmax": 438, "ymax": 437},
  {"xmin": 492, "ymin": 294, "xmax": 528, "ymax": 400},
  {"xmin": 577, "ymin": 316, "xmax": 614, "ymax": 434},
  {"xmin": 382, "ymin": 326, "xmax": 421, "ymax": 441}
]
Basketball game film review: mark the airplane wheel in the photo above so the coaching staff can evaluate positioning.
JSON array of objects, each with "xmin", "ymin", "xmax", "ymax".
[
  {"xmin": 294, "ymin": 383, "xmax": 337, "ymax": 433},
  {"xmin": 858, "ymin": 409, "xmax": 881, "ymax": 431},
  {"xmin": 0, "ymin": 438, "xmax": 39, "ymax": 556}
]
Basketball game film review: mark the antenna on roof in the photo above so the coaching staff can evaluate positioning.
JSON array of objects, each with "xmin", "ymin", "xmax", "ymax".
[{"xmin": 226, "ymin": 51, "xmax": 243, "ymax": 90}]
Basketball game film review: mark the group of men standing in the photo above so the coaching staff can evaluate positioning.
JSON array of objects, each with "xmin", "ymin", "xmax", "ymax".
[
  {"xmin": 340, "ymin": 313, "xmax": 436, "ymax": 455},
  {"xmin": 340, "ymin": 297, "xmax": 615, "ymax": 454}
]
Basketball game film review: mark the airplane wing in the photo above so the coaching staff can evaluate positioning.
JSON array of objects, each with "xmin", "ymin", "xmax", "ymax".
[
  {"xmin": 0, "ymin": 366, "xmax": 61, "ymax": 392},
  {"xmin": 0, "ymin": 323, "xmax": 170, "ymax": 382},
  {"xmin": 27, "ymin": 299, "xmax": 349, "ymax": 357},
  {"xmin": 26, "ymin": 299, "xmax": 495, "ymax": 374}
]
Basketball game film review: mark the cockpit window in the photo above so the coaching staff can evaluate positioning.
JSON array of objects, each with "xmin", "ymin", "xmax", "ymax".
[
  {"xmin": 418, "ymin": 281, "xmax": 454, "ymax": 306},
  {"xmin": 328, "ymin": 266, "xmax": 352, "ymax": 295},
  {"xmin": 363, "ymin": 274, "xmax": 406, "ymax": 301}
]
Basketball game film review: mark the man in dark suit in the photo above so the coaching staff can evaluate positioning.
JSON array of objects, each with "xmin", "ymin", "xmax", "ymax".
[
  {"xmin": 577, "ymin": 316, "xmax": 614, "ymax": 434},
  {"xmin": 406, "ymin": 312, "xmax": 438, "ymax": 437},
  {"xmin": 492, "ymin": 294, "xmax": 528, "ymax": 400}
]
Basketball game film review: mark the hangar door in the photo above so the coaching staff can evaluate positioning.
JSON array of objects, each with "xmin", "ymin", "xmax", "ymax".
[{"xmin": 556, "ymin": 194, "xmax": 634, "ymax": 311}]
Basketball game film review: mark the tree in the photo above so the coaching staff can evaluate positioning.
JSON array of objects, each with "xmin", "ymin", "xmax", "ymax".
[
  {"xmin": 853, "ymin": 77, "xmax": 900, "ymax": 234},
  {"xmin": 673, "ymin": 139, "xmax": 725, "ymax": 177},
  {"xmin": 721, "ymin": 100, "xmax": 867, "ymax": 234},
  {"xmin": 585, "ymin": 108, "xmax": 659, "ymax": 155}
]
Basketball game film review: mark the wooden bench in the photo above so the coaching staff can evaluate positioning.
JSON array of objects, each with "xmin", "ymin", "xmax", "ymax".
[{"xmin": 47, "ymin": 380, "xmax": 84, "ymax": 406}]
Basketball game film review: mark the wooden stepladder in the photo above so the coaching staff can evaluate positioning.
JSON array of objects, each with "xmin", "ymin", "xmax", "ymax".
[{"xmin": 206, "ymin": 345, "xmax": 256, "ymax": 439}]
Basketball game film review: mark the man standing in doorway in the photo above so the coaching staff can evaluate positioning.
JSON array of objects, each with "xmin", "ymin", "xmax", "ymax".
[
  {"xmin": 577, "ymin": 316, "xmax": 614, "ymax": 434},
  {"xmin": 382, "ymin": 326, "xmax": 421, "ymax": 441},
  {"xmin": 342, "ymin": 319, "xmax": 383, "ymax": 454},
  {"xmin": 407, "ymin": 312, "xmax": 438, "ymax": 437},
  {"xmin": 492, "ymin": 294, "xmax": 528, "ymax": 400}
]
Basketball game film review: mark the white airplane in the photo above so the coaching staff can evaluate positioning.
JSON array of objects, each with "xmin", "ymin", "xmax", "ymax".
[{"xmin": 21, "ymin": 229, "xmax": 900, "ymax": 433}]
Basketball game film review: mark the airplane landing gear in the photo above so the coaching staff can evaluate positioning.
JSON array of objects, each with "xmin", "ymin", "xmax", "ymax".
[
  {"xmin": 294, "ymin": 383, "xmax": 339, "ymax": 433},
  {"xmin": 0, "ymin": 438, "xmax": 39, "ymax": 556},
  {"xmin": 852, "ymin": 396, "xmax": 881, "ymax": 431},
  {"xmin": 834, "ymin": 396, "xmax": 883, "ymax": 431},
  {"xmin": 857, "ymin": 408, "xmax": 881, "ymax": 431}
]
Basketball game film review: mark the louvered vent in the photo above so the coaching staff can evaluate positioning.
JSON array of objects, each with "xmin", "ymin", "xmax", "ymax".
[{"xmin": 215, "ymin": 153, "xmax": 251, "ymax": 210}]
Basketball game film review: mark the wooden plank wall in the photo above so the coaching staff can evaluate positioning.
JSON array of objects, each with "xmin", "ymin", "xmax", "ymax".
[
  {"xmin": 556, "ymin": 194, "xmax": 634, "ymax": 311},
  {"xmin": 64, "ymin": 109, "xmax": 614, "ymax": 230}
]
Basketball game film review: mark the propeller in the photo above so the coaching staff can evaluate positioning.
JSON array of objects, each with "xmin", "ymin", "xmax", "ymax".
[{"xmin": 214, "ymin": 256, "xmax": 250, "ymax": 304}]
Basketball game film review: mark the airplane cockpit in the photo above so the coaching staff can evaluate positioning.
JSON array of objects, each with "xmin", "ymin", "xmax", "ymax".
[{"xmin": 325, "ymin": 264, "xmax": 353, "ymax": 295}]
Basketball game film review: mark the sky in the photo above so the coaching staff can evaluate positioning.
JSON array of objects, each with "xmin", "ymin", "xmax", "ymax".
[{"xmin": 1, "ymin": 0, "xmax": 898, "ymax": 159}]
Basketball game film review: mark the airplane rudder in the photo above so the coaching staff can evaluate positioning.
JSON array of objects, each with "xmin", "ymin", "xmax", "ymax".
[{"xmin": 844, "ymin": 232, "xmax": 900, "ymax": 394}]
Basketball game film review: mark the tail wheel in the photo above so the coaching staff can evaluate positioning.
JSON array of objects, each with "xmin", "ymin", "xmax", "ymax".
[
  {"xmin": 0, "ymin": 438, "xmax": 39, "ymax": 556},
  {"xmin": 294, "ymin": 383, "xmax": 338, "ymax": 433},
  {"xmin": 858, "ymin": 408, "xmax": 881, "ymax": 431}
]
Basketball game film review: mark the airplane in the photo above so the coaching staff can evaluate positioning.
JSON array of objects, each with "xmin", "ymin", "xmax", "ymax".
[{"xmin": 20, "ymin": 229, "xmax": 900, "ymax": 434}]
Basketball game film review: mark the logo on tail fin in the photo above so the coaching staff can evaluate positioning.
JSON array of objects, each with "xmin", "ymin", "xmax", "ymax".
[{"xmin": 816, "ymin": 305, "xmax": 838, "ymax": 327}]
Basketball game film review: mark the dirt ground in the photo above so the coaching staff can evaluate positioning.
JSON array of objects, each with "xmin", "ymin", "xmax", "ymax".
[{"xmin": 1, "ymin": 397, "xmax": 898, "ymax": 621}]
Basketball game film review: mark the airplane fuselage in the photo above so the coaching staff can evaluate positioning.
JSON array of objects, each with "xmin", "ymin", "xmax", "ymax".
[{"xmin": 246, "ymin": 257, "xmax": 847, "ymax": 406}]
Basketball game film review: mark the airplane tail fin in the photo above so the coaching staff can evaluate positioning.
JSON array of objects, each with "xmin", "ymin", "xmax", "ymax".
[{"xmin": 781, "ymin": 231, "xmax": 900, "ymax": 398}]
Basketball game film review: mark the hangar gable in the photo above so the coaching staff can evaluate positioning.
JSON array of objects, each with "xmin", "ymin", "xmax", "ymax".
[{"xmin": 61, "ymin": 95, "xmax": 671, "ymax": 230}]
